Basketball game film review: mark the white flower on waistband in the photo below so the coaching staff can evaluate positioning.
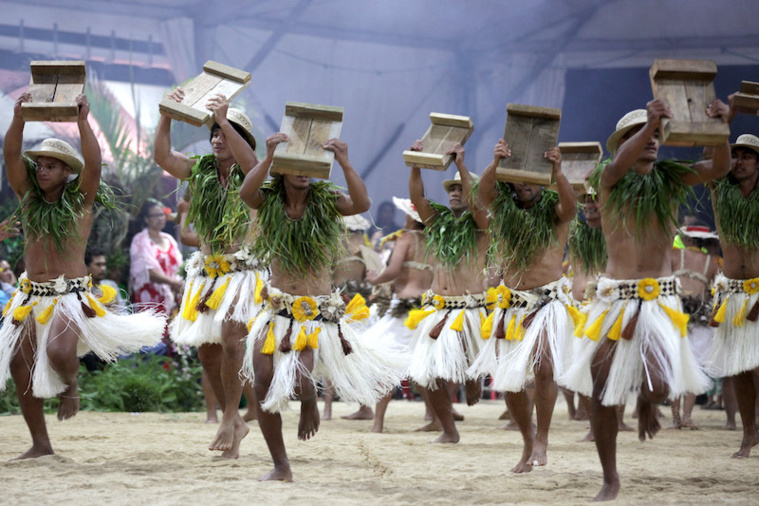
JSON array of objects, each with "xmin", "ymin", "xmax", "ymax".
[
  {"xmin": 596, "ymin": 278, "xmax": 619, "ymax": 304},
  {"xmin": 713, "ymin": 278, "xmax": 727, "ymax": 292},
  {"xmin": 53, "ymin": 275, "xmax": 67, "ymax": 294},
  {"xmin": 320, "ymin": 292, "xmax": 346, "ymax": 321}
]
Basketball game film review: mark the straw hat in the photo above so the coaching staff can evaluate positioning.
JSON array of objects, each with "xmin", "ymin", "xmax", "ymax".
[
  {"xmin": 606, "ymin": 109, "xmax": 647, "ymax": 154},
  {"xmin": 679, "ymin": 225, "xmax": 719, "ymax": 241},
  {"xmin": 343, "ymin": 214, "xmax": 370, "ymax": 232},
  {"xmin": 392, "ymin": 196, "xmax": 421, "ymax": 223},
  {"xmin": 441, "ymin": 172, "xmax": 480, "ymax": 193},
  {"xmin": 731, "ymin": 134, "xmax": 759, "ymax": 156},
  {"xmin": 24, "ymin": 138, "xmax": 84, "ymax": 173},
  {"xmin": 208, "ymin": 107, "xmax": 256, "ymax": 148}
]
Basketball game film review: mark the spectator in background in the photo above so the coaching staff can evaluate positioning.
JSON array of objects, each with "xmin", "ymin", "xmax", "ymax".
[
  {"xmin": 129, "ymin": 200, "xmax": 183, "ymax": 315},
  {"xmin": 85, "ymin": 246, "xmax": 127, "ymax": 312}
]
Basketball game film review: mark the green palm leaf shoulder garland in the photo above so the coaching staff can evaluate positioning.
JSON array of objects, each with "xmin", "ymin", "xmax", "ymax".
[
  {"xmin": 713, "ymin": 176, "xmax": 759, "ymax": 250},
  {"xmin": 185, "ymin": 154, "xmax": 250, "ymax": 254},
  {"xmin": 589, "ymin": 158, "xmax": 694, "ymax": 238},
  {"xmin": 568, "ymin": 217, "xmax": 607, "ymax": 276},
  {"xmin": 14, "ymin": 155, "xmax": 117, "ymax": 254},
  {"xmin": 425, "ymin": 201, "xmax": 478, "ymax": 269},
  {"xmin": 253, "ymin": 176, "xmax": 345, "ymax": 277},
  {"xmin": 489, "ymin": 182, "xmax": 559, "ymax": 273}
]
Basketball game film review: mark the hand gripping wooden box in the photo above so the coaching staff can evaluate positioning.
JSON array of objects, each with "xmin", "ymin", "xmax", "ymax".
[
  {"xmin": 269, "ymin": 102, "xmax": 344, "ymax": 179},
  {"xmin": 497, "ymin": 104, "xmax": 561, "ymax": 185},
  {"xmin": 649, "ymin": 59, "xmax": 730, "ymax": 146},
  {"xmin": 402, "ymin": 113, "xmax": 474, "ymax": 170},
  {"xmin": 21, "ymin": 61, "xmax": 86, "ymax": 122},
  {"xmin": 159, "ymin": 61, "xmax": 251, "ymax": 127},
  {"xmin": 558, "ymin": 142, "xmax": 603, "ymax": 193}
]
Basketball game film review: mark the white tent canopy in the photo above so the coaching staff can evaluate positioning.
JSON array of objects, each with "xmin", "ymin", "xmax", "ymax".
[{"xmin": 0, "ymin": 0, "xmax": 757, "ymax": 206}]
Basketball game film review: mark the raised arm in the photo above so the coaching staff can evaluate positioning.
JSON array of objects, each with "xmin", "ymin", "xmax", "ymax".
[
  {"xmin": 447, "ymin": 143, "xmax": 489, "ymax": 230},
  {"xmin": 323, "ymin": 139, "xmax": 370, "ymax": 215},
  {"xmin": 153, "ymin": 87, "xmax": 195, "ymax": 180},
  {"xmin": 76, "ymin": 95, "xmax": 102, "ymax": 206},
  {"xmin": 239, "ymin": 132, "xmax": 289, "ymax": 209},
  {"xmin": 206, "ymin": 94, "xmax": 258, "ymax": 174},
  {"xmin": 4, "ymin": 93, "xmax": 32, "ymax": 199},
  {"xmin": 545, "ymin": 146, "xmax": 577, "ymax": 223},
  {"xmin": 408, "ymin": 140, "xmax": 436, "ymax": 226},
  {"xmin": 602, "ymin": 99, "xmax": 671, "ymax": 190},
  {"xmin": 479, "ymin": 138, "xmax": 511, "ymax": 207},
  {"xmin": 366, "ymin": 233, "xmax": 411, "ymax": 285},
  {"xmin": 681, "ymin": 98, "xmax": 731, "ymax": 186}
]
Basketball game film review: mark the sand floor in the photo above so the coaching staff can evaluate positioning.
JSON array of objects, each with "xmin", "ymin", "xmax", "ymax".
[{"xmin": 1, "ymin": 398, "xmax": 757, "ymax": 505}]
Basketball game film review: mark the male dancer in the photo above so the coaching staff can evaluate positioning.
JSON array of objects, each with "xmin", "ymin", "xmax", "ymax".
[
  {"xmin": 240, "ymin": 132, "xmax": 404, "ymax": 481},
  {"xmin": 406, "ymin": 141, "xmax": 489, "ymax": 444},
  {"xmin": 0, "ymin": 93, "xmax": 163, "ymax": 459},
  {"xmin": 154, "ymin": 88, "xmax": 260, "ymax": 459},
  {"xmin": 470, "ymin": 140, "xmax": 576, "ymax": 471},
  {"xmin": 562, "ymin": 99, "xmax": 730, "ymax": 501},
  {"xmin": 708, "ymin": 131, "xmax": 759, "ymax": 458}
]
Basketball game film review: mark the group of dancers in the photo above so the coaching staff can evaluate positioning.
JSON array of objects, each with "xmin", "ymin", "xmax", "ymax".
[{"xmin": 0, "ymin": 78, "xmax": 757, "ymax": 502}]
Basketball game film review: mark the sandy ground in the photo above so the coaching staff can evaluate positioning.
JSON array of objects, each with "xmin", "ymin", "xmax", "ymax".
[{"xmin": 1, "ymin": 398, "xmax": 757, "ymax": 506}]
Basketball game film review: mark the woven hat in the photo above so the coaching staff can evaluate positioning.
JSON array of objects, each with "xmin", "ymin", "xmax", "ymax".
[
  {"xmin": 731, "ymin": 134, "xmax": 759, "ymax": 156},
  {"xmin": 606, "ymin": 109, "xmax": 648, "ymax": 154},
  {"xmin": 392, "ymin": 196, "xmax": 421, "ymax": 223},
  {"xmin": 24, "ymin": 138, "xmax": 84, "ymax": 173},
  {"xmin": 208, "ymin": 108, "xmax": 256, "ymax": 148},
  {"xmin": 441, "ymin": 172, "xmax": 480, "ymax": 193},
  {"xmin": 679, "ymin": 225, "xmax": 719, "ymax": 241},
  {"xmin": 342, "ymin": 214, "xmax": 370, "ymax": 232}
]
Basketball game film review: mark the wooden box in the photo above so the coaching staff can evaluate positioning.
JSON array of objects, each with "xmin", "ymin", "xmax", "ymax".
[
  {"xmin": 270, "ymin": 102, "xmax": 344, "ymax": 179},
  {"xmin": 496, "ymin": 104, "xmax": 561, "ymax": 185},
  {"xmin": 159, "ymin": 61, "xmax": 251, "ymax": 127},
  {"xmin": 21, "ymin": 61, "xmax": 86, "ymax": 122},
  {"xmin": 732, "ymin": 81, "xmax": 759, "ymax": 115},
  {"xmin": 649, "ymin": 59, "xmax": 730, "ymax": 146},
  {"xmin": 558, "ymin": 142, "xmax": 603, "ymax": 193},
  {"xmin": 402, "ymin": 113, "xmax": 474, "ymax": 170}
]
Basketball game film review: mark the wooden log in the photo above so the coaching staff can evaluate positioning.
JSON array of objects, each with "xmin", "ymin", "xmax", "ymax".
[
  {"xmin": 558, "ymin": 142, "xmax": 603, "ymax": 193},
  {"xmin": 649, "ymin": 59, "xmax": 729, "ymax": 146},
  {"xmin": 496, "ymin": 104, "xmax": 561, "ymax": 185},
  {"xmin": 403, "ymin": 113, "xmax": 474, "ymax": 171},
  {"xmin": 21, "ymin": 60, "xmax": 86, "ymax": 122},
  {"xmin": 270, "ymin": 102, "xmax": 344, "ymax": 179},
  {"xmin": 732, "ymin": 81, "xmax": 759, "ymax": 115},
  {"xmin": 158, "ymin": 60, "xmax": 251, "ymax": 127}
]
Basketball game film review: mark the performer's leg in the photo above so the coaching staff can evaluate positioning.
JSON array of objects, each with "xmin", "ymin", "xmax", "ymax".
[
  {"xmin": 252, "ymin": 332, "xmax": 291, "ymax": 481},
  {"xmin": 636, "ymin": 350, "xmax": 669, "ymax": 442},
  {"xmin": 202, "ymin": 369, "xmax": 218, "ymax": 423},
  {"xmin": 530, "ymin": 336, "xmax": 558, "ymax": 466},
  {"xmin": 198, "ymin": 343, "xmax": 225, "ymax": 410},
  {"xmin": 9, "ymin": 326, "xmax": 53, "ymax": 460},
  {"xmin": 372, "ymin": 393, "xmax": 393, "ymax": 433},
  {"xmin": 242, "ymin": 381, "xmax": 257, "ymax": 422},
  {"xmin": 415, "ymin": 384, "xmax": 443, "ymax": 432},
  {"xmin": 731, "ymin": 369, "xmax": 759, "ymax": 459},
  {"xmin": 590, "ymin": 339, "xmax": 620, "ymax": 502},
  {"xmin": 504, "ymin": 389, "xmax": 534, "ymax": 473},
  {"xmin": 723, "ymin": 376, "xmax": 738, "ymax": 430},
  {"xmin": 427, "ymin": 379, "xmax": 459, "ymax": 443},
  {"xmin": 46, "ymin": 312, "xmax": 83, "ymax": 421},
  {"xmin": 322, "ymin": 380, "xmax": 334, "ymax": 420}
]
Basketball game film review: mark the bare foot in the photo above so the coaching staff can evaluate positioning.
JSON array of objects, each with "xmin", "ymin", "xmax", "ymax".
[
  {"xmin": 680, "ymin": 419, "xmax": 700, "ymax": 430},
  {"xmin": 465, "ymin": 380, "xmax": 481, "ymax": 406},
  {"xmin": 498, "ymin": 409, "xmax": 510, "ymax": 420},
  {"xmin": 371, "ymin": 424, "xmax": 383, "ymax": 434},
  {"xmin": 618, "ymin": 420, "xmax": 634, "ymax": 432},
  {"xmin": 731, "ymin": 432, "xmax": 759, "ymax": 459},
  {"xmin": 528, "ymin": 442, "xmax": 547, "ymax": 466},
  {"xmin": 573, "ymin": 409, "xmax": 589, "ymax": 421},
  {"xmin": 637, "ymin": 399, "xmax": 661, "ymax": 442},
  {"xmin": 58, "ymin": 382, "xmax": 80, "ymax": 421},
  {"xmin": 322, "ymin": 406, "xmax": 332, "ymax": 421},
  {"xmin": 259, "ymin": 466, "xmax": 293, "ymax": 482},
  {"xmin": 577, "ymin": 429, "xmax": 594, "ymax": 442},
  {"xmin": 209, "ymin": 416, "xmax": 241, "ymax": 452},
  {"xmin": 243, "ymin": 410, "xmax": 257, "ymax": 422},
  {"xmin": 501, "ymin": 420, "xmax": 535, "ymax": 431},
  {"xmin": 298, "ymin": 400, "xmax": 320, "ymax": 441},
  {"xmin": 510, "ymin": 458, "xmax": 533, "ymax": 473},
  {"xmin": 220, "ymin": 419, "xmax": 250, "ymax": 459},
  {"xmin": 431, "ymin": 431, "xmax": 459, "ymax": 443},
  {"xmin": 10, "ymin": 445, "xmax": 54, "ymax": 461},
  {"xmin": 452, "ymin": 408, "xmax": 464, "ymax": 421},
  {"xmin": 206, "ymin": 416, "xmax": 218, "ymax": 424},
  {"xmin": 725, "ymin": 420, "xmax": 737, "ymax": 430},
  {"xmin": 415, "ymin": 420, "xmax": 443, "ymax": 432},
  {"xmin": 424, "ymin": 410, "xmax": 433, "ymax": 421},
  {"xmin": 342, "ymin": 406, "xmax": 374, "ymax": 420},
  {"xmin": 593, "ymin": 481, "xmax": 620, "ymax": 502}
]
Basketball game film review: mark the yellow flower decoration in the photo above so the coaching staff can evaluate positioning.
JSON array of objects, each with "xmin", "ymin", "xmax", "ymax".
[
  {"xmin": 637, "ymin": 278, "xmax": 660, "ymax": 301},
  {"xmin": 485, "ymin": 287, "xmax": 498, "ymax": 311},
  {"xmin": 20, "ymin": 278, "xmax": 32, "ymax": 294},
  {"xmin": 204, "ymin": 254, "xmax": 231, "ymax": 278},
  {"xmin": 743, "ymin": 278, "xmax": 759, "ymax": 295},
  {"xmin": 431, "ymin": 295, "xmax": 446, "ymax": 310},
  {"xmin": 292, "ymin": 296, "xmax": 319, "ymax": 322},
  {"xmin": 497, "ymin": 286, "xmax": 512, "ymax": 309}
]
